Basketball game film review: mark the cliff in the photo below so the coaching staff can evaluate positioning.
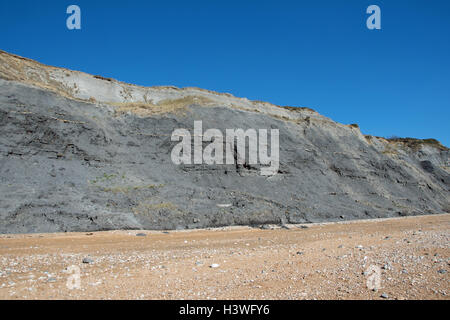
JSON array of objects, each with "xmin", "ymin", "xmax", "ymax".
[{"xmin": 0, "ymin": 50, "xmax": 448, "ymax": 233}]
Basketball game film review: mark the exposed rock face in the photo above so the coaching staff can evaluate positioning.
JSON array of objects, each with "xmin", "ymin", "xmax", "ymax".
[{"xmin": 0, "ymin": 50, "xmax": 449, "ymax": 234}]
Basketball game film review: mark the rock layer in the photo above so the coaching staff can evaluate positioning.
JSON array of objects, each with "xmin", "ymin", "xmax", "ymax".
[{"xmin": 0, "ymin": 50, "xmax": 449, "ymax": 233}]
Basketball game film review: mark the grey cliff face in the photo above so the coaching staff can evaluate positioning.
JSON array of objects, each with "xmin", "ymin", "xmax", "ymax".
[{"xmin": 0, "ymin": 51, "xmax": 448, "ymax": 233}]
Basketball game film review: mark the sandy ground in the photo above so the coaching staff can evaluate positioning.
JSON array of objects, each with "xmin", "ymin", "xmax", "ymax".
[{"xmin": 0, "ymin": 214, "xmax": 449, "ymax": 300}]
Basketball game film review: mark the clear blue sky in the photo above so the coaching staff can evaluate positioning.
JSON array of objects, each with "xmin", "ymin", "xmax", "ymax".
[{"xmin": 1, "ymin": 0, "xmax": 449, "ymax": 146}]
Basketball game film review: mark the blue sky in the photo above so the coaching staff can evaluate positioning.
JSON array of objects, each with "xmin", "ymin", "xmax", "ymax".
[{"xmin": 1, "ymin": 0, "xmax": 449, "ymax": 146}]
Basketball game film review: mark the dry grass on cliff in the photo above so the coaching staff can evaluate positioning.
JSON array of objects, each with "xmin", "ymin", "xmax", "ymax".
[
  {"xmin": 110, "ymin": 96, "xmax": 216, "ymax": 116},
  {"xmin": 387, "ymin": 137, "xmax": 448, "ymax": 151},
  {"xmin": 0, "ymin": 51, "xmax": 83, "ymax": 102}
]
